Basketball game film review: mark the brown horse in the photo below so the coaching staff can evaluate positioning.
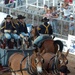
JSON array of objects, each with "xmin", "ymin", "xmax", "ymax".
[
  {"xmin": 30, "ymin": 26, "xmax": 63, "ymax": 54},
  {"xmin": 8, "ymin": 52, "xmax": 48, "ymax": 75},
  {"xmin": 42, "ymin": 50, "xmax": 69, "ymax": 74}
]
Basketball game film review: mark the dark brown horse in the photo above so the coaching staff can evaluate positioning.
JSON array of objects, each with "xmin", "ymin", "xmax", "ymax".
[
  {"xmin": 8, "ymin": 52, "xmax": 48, "ymax": 75},
  {"xmin": 30, "ymin": 26, "xmax": 63, "ymax": 54},
  {"xmin": 42, "ymin": 50, "xmax": 69, "ymax": 74}
]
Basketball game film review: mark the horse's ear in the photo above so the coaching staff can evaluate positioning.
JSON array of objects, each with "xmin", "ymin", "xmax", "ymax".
[
  {"xmin": 65, "ymin": 49, "xmax": 69, "ymax": 57},
  {"xmin": 40, "ymin": 49, "xmax": 45, "ymax": 55}
]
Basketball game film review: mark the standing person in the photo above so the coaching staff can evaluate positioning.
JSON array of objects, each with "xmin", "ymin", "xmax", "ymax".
[
  {"xmin": 4, "ymin": 0, "xmax": 10, "ymax": 4},
  {"xmin": 1, "ymin": 15, "xmax": 14, "ymax": 49},
  {"xmin": 69, "ymin": 15, "xmax": 74, "ymax": 35},
  {"xmin": 17, "ymin": 0, "xmax": 23, "ymax": 6},
  {"xmin": 16, "ymin": 15, "xmax": 28, "ymax": 38},
  {"xmin": 62, "ymin": 4, "xmax": 70, "ymax": 20},
  {"xmin": 43, "ymin": 5, "xmax": 48, "ymax": 14},
  {"xmin": 52, "ymin": 6, "xmax": 59, "ymax": 33},
  {"xmin": 4, "ymin": 0, "xmax": 14, "ymax": 4},
  {"xmin": 33, "ymin": 17, "xmax": 53, "ymax": 48}
]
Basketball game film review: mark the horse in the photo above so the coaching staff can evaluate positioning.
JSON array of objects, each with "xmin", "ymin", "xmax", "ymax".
[
  {"xmin": 8, "ymin": 49, "xmax": 69, "ymax": 75},
  {"xmin": 42, "ymin": 50, "xmax": 69, "ymax": 74},
  {"xmin": 8, "ymin": 52, "xmax": 47, "ymax": 75},
  {"xmin": 30, "ymin": 26, "xmax": 63, "ymax": 54}
]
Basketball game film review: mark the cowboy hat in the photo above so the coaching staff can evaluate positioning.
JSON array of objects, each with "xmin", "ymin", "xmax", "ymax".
[
  {"xmin": 41, "ymin": 17, "xmax": 49, "ymax": 22},
  {"xmin": 5, "ymin": 15, "xmax": 13, "ymax": 19},
  {"xmin": 59, "ymin": 65, "xmax": 70, "ymax": 74},
  {"xmin": 17, "ymin": 15, "xmax": 25, "ymax": 19}
]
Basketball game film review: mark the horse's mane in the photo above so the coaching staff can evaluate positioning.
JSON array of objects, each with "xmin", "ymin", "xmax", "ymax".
[{"xmin": 32, "ymin": 26, "xmax": 39, "ymax": 36}]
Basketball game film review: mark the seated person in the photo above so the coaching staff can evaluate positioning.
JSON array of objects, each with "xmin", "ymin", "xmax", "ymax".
[
  {"xmin": 16, "ymin": 15, "xmax": 29, "ymax": 38},
  {"xmin": 33, "ymin": 17, "xmax": 53, "ymax": 48},
  {"xmin": 11, "ymin": 18, "xmax": 20, "ymax": 48},
  {"xmin": 1, "ymin": 15, "xmax": 14, "ymax": 49},
  {"xmin": 16, "ymin": 15, "xmax": 30, "ymax": 47}
]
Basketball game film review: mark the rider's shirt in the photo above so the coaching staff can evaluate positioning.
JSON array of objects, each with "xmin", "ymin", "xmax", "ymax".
[
  {"xmin": 17, "ymin": 21, "xmax": 28, "ymax": 35},
  {"xmin": 1, "ymin": 21, "xmax": 15, "ymax": 33},
  {"xmin": 37, "ymin": 23, "xmax": 53, "ymax": 35}
]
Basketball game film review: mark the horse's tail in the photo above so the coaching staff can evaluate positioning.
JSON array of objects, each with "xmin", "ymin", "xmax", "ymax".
[{"xmin": 54, "ymin": 40, "xmax": 63, "ymax": 52}]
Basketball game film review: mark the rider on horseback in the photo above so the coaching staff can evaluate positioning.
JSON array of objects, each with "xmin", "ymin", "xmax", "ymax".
[{"xmin": 33, "ymin": 17, "xmax": 53, "ymax": 48}]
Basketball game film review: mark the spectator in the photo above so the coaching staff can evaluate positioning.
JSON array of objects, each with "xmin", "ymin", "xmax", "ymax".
[
  {"xmin": 4, "ymin": 0, "xmax": 14, "ymax": 4},
  {"xmin": 4, "ymin": 0, "xmax": 10, "ymax": 4},
  {"xmin": 17, "ymin": 0, "xmax": 23, "ymax": 6},
  {"xmin": 43, "ymin": 8, "xmax": 52, "ymax": 19},
  {"xmin": 42, "ymin": 5, "xmax": 48, "ymax": 15},
  {"xmin": 52, "ymin": 6, "xmax": 59, "ymax": 33},
  {"xmin": 69, "ymin": 15, "xmax": 74, "ymax": 35},
  {"xmin": 4, "ymin": 0, "xmax": 15, "ymax": 8},
  {"xmin": 62, "ymin": 4, "xmax": 70, "ymax": 20}
]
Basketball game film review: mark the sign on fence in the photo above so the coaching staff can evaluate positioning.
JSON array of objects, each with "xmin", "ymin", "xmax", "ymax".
[
  {"xmin": 54, "ymin": 35, "xmax": 75, "ymax": 55},
  {"xmin": 67, "ymin": 35, "xmax": 75, "ymax": 55}
]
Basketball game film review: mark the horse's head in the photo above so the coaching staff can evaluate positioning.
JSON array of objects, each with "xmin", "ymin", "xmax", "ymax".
[
  {"xmin": 31, "ymin": 52, "xmax": 44, "ymax": 73},
  {"xmin": 56, "ymin": 50, "xmax": 69, "ymax": 67},
  {"xmin": 30, "ymin": 26, "xmax": 39, "ymax": 40}
]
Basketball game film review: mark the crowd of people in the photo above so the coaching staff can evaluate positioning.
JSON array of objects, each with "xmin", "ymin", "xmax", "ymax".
[
  {"xmin": 41, "ymin": 1, "xmax": 74, "ymax": 35},
  {"xmin": 4, "ymin": 0, "xmax": 23, "ymax": 7}
]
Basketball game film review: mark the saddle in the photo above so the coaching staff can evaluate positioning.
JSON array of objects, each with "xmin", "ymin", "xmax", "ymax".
[{"xmin": 37, "ymin": 35, "xmax": 52, "ymax": 48}]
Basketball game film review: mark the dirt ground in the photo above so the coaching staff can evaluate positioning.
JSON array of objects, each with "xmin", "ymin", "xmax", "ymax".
[
  {"xmin": 67, "ymin": 53, "xmax": 75, "ymax": 75},
  {"xmin": 0, "ymin": 53, "xmax": 75, "ymax": 75}
]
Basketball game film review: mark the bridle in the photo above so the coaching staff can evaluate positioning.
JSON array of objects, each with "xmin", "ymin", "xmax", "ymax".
[{"xmin": 47, "ymin": 54, "xmax": 68, "ymax": 74}]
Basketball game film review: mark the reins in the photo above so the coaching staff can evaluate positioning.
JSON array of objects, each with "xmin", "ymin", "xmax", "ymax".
[{"xmin": 47, "ymin": 55, "xmax": 59, "ymax": 74}]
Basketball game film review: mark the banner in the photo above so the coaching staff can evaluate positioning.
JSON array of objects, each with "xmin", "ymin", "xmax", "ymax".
[{"xmin": 67, "ymin": 35, "xmax": 75, "ymax": 55}]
